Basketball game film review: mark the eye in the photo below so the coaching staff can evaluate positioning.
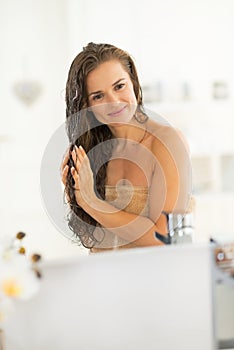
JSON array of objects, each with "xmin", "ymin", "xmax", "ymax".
[
  {"xmin": 114, "ymin": 83, "xmax": 125, "ymax": 91},
  {"xmin": 92, "ymin": 93, "xmax": 104, "ymax": 101}
]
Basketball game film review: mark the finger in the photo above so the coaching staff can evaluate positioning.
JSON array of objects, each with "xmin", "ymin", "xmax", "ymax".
[
  {"xmin": 61, "ymin": 165, "xmax": 69, "ymax": 186},
  {"xmin": 81, "ymin": 152, "xmax": 92, "ymax": 177},
  {"xmin": 61, "ymin": 148, "xmax": 70, "ymax": 172},
  {"xmin": 75, "ymin": 145, "xmax": 91, "ymax": 167},
  {"xmin": 71, "ymin": 148, "xmax": 77, "ymax": 162},
  {"xmin": 71, "ymin": 166, "xmax": 80, "ymax": 190},
  {"xmin": 78, "ymin": 145, "xmax": 86, "ymax": 157},
  {"xmin": 74, "ymin": 146, "xmax": 87, "ymax": 169},
  {"xmin": 73, "ymin": 146, "xmax": 84, "ymax": 166},
  {"xmin": 72, "ymin": 149, "xmax": 81, "ymax": 170},
  {"xmin": 73, "ymin": 146, "xmax": 92, "ymax": 183},
  {"xmin": 62, "ymin": 148, "xmax": 70, "ymax": 165}
]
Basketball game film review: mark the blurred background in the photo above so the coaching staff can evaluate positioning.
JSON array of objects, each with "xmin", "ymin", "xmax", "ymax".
[{"xmin": 1, "ymin": 0, "xmax": 234, "ymax": 260}]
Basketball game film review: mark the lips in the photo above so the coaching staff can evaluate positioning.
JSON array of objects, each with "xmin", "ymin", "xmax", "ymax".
[{"xmin": 107, "ymin": 105, "xmax": 127, "ymax": 117}]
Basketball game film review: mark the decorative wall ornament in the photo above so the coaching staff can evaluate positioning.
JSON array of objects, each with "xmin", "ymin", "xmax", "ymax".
[{"xmin": 13, "ymin": 80, "xmax": 42, "ymax": 106}]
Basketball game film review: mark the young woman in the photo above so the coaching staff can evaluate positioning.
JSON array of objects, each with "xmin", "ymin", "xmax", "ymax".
[{"xmin": 61, "ymin": 42, "xmax": 192, "ymax": 253}]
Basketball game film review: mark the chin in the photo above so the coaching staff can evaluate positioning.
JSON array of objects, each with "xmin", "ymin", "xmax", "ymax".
[{"xmin": 94, "ymin": 115, "xmax": 131, "ymax": 126}]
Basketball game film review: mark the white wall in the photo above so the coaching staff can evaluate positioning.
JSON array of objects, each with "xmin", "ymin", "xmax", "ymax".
[
  {"xmin": 0, "ymin": 0, "xmax": 86, "ymax": 259},
  {"xmin": 67, "ymin": 0, "xmax": 234, "ymax": 96},
  {"xmin": 1, "ymin": 0, "xmax": 234, "ymax": 260}
]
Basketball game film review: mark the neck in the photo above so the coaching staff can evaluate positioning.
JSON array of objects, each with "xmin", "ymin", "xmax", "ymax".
[
  {"xmin": 108, "ymin": 119, "xmax": 147, "ymax": 143},
  {"xmin": 108, "ymin": 124, "xmax": 130, "ymax": 139}
]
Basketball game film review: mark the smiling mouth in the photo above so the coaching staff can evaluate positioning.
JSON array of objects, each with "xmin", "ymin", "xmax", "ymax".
[{"xmin": 108, "ymin": 105, "xmax": 127, "ymax": 117}]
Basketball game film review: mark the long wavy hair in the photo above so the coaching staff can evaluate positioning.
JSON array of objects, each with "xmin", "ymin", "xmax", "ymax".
[{"xmin": 65, "ymin": 42, "xmax": 144, "ymax": 248}]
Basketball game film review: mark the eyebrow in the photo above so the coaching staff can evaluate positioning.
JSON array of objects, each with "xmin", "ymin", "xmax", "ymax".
[{"xmin": 88, "ymin": 78, "xmax": 126, "ymax": 97}]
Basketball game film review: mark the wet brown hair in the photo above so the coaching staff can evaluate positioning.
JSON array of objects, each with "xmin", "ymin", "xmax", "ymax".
[{"xmin": 65, "ymin": 42, "xmax": 144, "ymax": 248}]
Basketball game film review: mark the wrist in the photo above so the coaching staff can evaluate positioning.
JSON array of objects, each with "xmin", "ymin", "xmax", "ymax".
[{"xmin": 79, "ymin": 191, "xmax": 101, "ymax": 212}]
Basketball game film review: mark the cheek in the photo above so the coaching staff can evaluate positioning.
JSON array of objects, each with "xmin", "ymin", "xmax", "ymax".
[
  {"xmin": 125, "ymin": 87, "xmax": 137, "ymax": 104},
  {"xmin": 89, "ymin": 104, "xmax": 108, "ymax": 122}
]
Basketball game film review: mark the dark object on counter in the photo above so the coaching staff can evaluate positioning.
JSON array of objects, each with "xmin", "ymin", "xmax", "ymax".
[
  {"xmin": 155, "ymin": 232, "xmax": 171, "ymax": 245},
  {"xmin": 155, "ymin": 212, "xmax": 194, "ymax": 245}
]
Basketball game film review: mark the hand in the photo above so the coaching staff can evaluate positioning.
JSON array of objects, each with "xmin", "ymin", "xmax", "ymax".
[
  {"xmin": 61, "ymin": 147, "xmax": 70, "ymax": 187},
  {"xmin": 61, "ymin": 147, "xmax": 71, "ymax": 203},
  {"xmin": 71, "ymin": 145, "xmax": 96, "ymax": 208}
]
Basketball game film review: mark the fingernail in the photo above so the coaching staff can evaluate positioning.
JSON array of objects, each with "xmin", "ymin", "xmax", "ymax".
[{"xmin": 79, "ymin": 145, "xmax": 83, "ymax": 149}]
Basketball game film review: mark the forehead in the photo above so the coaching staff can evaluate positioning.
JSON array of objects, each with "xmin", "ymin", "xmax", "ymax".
[{"xmin": 86, "ymin": 60, "xmax": 130, "ymax": 92}]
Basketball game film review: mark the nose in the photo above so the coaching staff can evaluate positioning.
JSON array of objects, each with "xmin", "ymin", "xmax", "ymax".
[{"xmin": 105, "ymin": 91, "xmax": 119, "ymax": 104}]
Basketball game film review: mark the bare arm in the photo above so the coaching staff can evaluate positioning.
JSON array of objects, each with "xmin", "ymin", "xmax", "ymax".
[
  {"xmin": 62, "ymin": 124, "xmax": 192, "ymax": 248},
  {"xmin": 81, "ymin": 194, "xmax": 168, "ymax": 247},
  {"xmin": 69, "ymin": 144, "xmax": 174, "ymax": 247}
]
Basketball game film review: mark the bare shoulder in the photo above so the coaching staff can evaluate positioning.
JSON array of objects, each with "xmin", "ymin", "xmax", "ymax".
[{"xmin": 146, "ymin": 118, "xmax": 190, "ymax": 155}]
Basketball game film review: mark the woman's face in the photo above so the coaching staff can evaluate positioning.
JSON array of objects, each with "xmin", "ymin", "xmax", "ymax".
[{"xmin": 86, "ymin": 60, "xmax": 137, "ymax": 125}]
